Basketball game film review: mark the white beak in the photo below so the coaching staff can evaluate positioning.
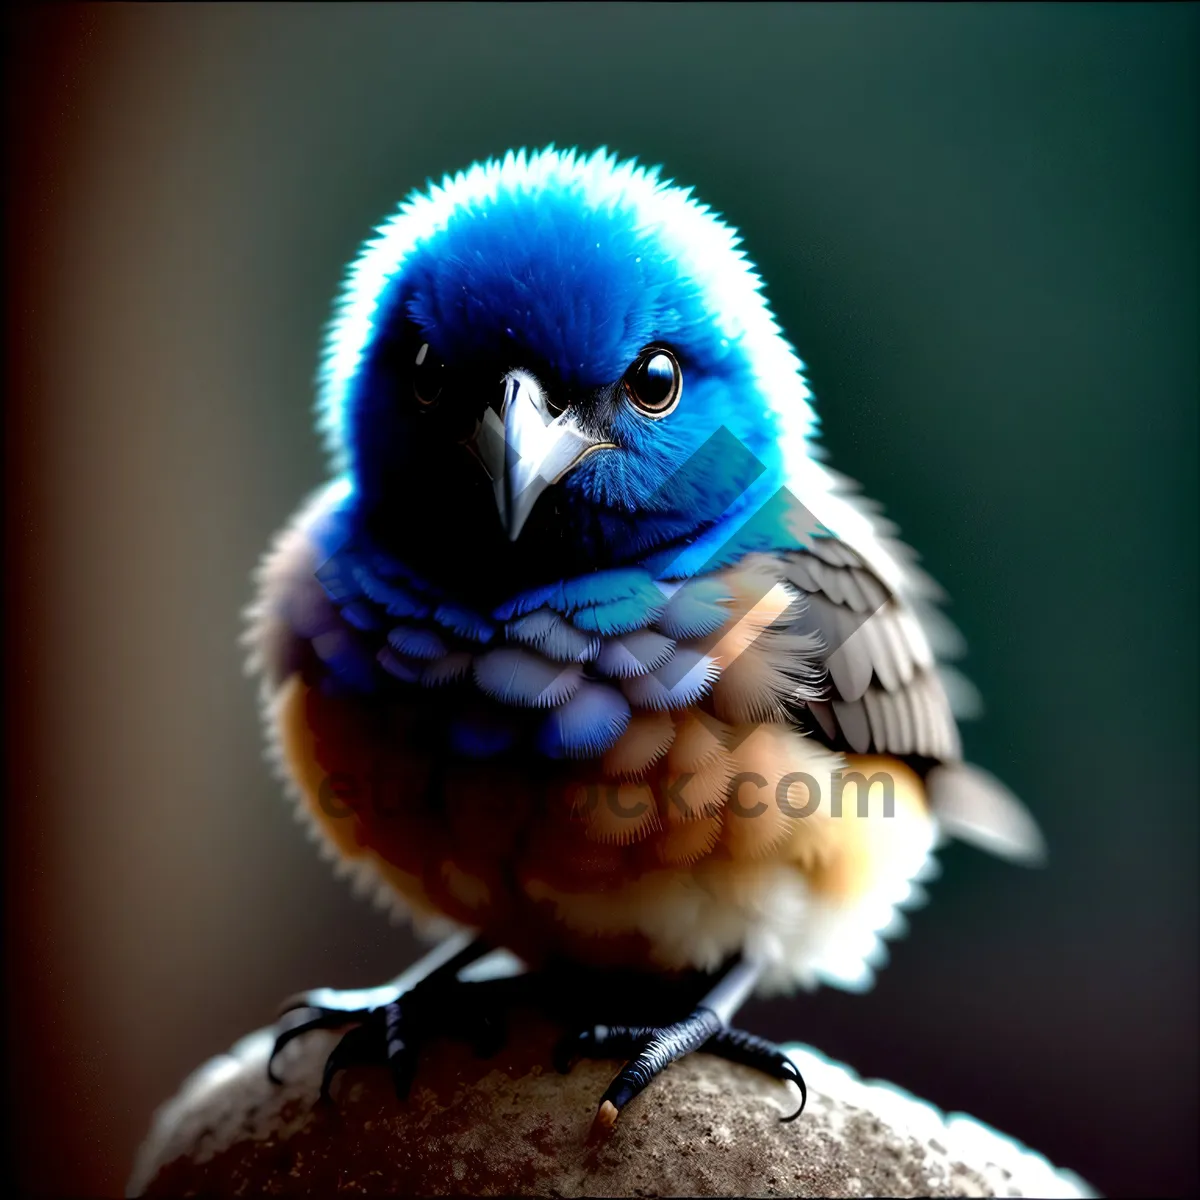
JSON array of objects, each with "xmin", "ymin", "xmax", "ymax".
[{"xmin": 471, "ymin": 370, "xmax": 614, "ymax": 540}]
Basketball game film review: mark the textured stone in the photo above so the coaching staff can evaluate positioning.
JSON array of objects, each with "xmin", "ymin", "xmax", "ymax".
[{"xmin": 128, "ymin": 1012, "xmax": 1092, "ymax": 1198}]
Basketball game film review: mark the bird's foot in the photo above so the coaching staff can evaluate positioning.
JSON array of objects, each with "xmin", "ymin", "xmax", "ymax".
[
  {"xmin": 266, "ymin": 936, "xmax": 518, "ymax": 1103},
  {"xmin": 552, "ymin": 956, "xmax": 807, "ymax": 1133},
  {"xmin": 555, "ymin": 1018, "xmax": 806, "ymax": 1131},
  {"xmin": 267, "ymin": 945, "xmax": 805, "ymax": 1130}
]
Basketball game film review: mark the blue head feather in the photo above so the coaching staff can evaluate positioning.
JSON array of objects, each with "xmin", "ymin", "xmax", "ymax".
[{"xmin": 316, "ymin": 147, "xmax": 823, "ymax": 602}]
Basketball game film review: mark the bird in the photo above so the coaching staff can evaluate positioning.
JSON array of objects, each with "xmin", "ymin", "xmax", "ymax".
[{"xmin": 246, "ymin": 145, "xmax": 1044, "ymax": 1132}]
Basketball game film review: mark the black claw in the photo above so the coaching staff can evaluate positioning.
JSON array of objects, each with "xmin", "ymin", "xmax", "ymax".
[
  {"xmin": 769, "ymin": 1054, "xmax": 808, "ymax": 1123},
  {"xmin": 268, "ymin": 1008, "xmax": 355, "ymax": 1085},
  {"xmin": 319, "ymin": 1023, "xmax": 380, "ymax": 1104},
  {"xmin": 705, "ymin": 1028, "xmax": 807, "ymax": 1122},
  {"xmin": 269, "ymin": 977, "xmax": 524, "ymax": 1104}
]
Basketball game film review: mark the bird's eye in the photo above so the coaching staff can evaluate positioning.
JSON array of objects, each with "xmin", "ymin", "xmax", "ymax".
[
  {"xmin": 413, "ymin": 342, "xmax": 445, "ymax": 407},
  {"xmin": 623, "ymin": 347, "xmax": 682, "ymax": 418}
]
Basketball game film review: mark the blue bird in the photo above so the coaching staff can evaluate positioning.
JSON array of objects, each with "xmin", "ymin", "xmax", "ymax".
[{"xmin": 248, "ymin": 147, "xmax": 1043, "ymax": 1131}]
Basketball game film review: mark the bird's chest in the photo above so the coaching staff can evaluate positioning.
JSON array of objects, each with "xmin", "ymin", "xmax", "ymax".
[
  {"xmin": 286, "ymin": 661, "xmax": 845, "ymax": 976},
  {"xmin": 270, "ymin": 523, "xmax": 837, "ymax": 941},
  {"xmin": 297, "ymin": 667, "xmax": 714, "ymax": 901}
]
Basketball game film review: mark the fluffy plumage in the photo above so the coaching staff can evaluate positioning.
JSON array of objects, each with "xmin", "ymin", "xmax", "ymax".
[{"xmin": 247, "ymin": 146, "xmax": 1042, "ymax": 997}]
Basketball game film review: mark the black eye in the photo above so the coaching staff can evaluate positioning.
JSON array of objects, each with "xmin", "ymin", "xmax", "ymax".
[
  {"xmin": 413, "ymin": 342, "xmax": 445, "ymax": 407},
  {"xmin": 623, "ymin": 347, "xmax": 682, "ymax": 417}
]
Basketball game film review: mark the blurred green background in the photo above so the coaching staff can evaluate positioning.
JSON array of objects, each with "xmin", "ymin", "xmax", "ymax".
[{"xmin": 6, "ymin": 3, "xmax": 1196, "ymax": 1195}]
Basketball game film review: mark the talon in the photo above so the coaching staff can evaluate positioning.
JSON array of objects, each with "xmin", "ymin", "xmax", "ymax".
[
  {"xmin": 268, "ymin": 1009, "xmax": 352, "ymax": 1085},
  {"xmin": 781, "ymin": 1086, "xmax": 807, "ymax": 1122},
  {"xmin": 778, "ymin": 1060, "xmax": 807, "ymax": 1122},
  {"xmin": 319, "ymin": 1023, "xmax": 379, "ymax": 1104},
  {"xmin": 702, "ymin": 1027, "xmax": 808, "ymax": 1122},
  {"xmin": 268, "ymin": 942, "xmax": 523, "ymax": 1107}
]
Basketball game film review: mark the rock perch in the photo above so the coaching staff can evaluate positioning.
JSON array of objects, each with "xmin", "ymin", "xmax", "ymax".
[{"xmin": 128, "ymin": 1010, "xmax": 1093, "ymax": 1197}]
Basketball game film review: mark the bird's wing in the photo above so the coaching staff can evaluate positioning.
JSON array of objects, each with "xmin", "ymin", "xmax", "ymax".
[
  {"xmin": 781, "ymin": 535, "xmax": 962, "ymax": 762},
  {"xmin": 774, "ymin": 483, "xmax": 1045, "ymax": 864}
]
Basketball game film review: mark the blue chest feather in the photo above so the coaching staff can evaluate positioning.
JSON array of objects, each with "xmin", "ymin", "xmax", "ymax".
[{"xmin": 294, "ymin": 497, "xmax": 777, "ymax": 763}]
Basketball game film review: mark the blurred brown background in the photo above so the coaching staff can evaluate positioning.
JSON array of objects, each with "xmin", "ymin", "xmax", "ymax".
[{"xmin": 5, "ymin": 4, "xmax": 1197, "ymax": 1197}]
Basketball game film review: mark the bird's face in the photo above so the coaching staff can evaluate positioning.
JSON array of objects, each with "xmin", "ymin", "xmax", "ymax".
[{"xmin": 325, "ymin": 151, "xmax": 812, "ymax": 595}]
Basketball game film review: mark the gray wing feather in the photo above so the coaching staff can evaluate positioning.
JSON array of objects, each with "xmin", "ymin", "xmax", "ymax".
[
  {"xmin": 927, "ymin": 763, "xmax": 1047, "ymax": 865},
  {"xmin": 830, "ymin": 698, "xmax": 873, "ymax": 753},
  {"xmin": 778, "ymin": 536, "xmax": 1043, "ymax": 862},
  {"xmin": 780, "ymin": 540, "xmax": 962, "ymax": 761}
]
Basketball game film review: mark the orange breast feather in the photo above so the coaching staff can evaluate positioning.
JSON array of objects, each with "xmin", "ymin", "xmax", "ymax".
[{"xmin": 274, "ymin": 669, "xmax": 930, "ymax": 971}]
